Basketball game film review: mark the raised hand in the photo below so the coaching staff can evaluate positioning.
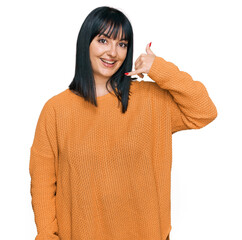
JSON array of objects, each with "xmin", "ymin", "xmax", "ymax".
[{"xmin": 125, "ymin": 42, "xmax": 156, "ymax": 78}]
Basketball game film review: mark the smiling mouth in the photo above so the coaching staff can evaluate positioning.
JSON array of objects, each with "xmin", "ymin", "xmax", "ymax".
[
  {"xmin": 100, "ymin": 58, "xmax": 117, "ymax": 64},
  {"xmin": 100, "ymin": 58, "xmax": 117, "ymax": 68}
]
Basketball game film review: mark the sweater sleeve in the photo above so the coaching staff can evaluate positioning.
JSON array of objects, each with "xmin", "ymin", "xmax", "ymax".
[
  {"xmin": 147, "ymin": 56, "xmax": 218, "ymax": 134},
  {"xmin": 29, "ymin": 99, "xmax": 60, "ymax": 240}
]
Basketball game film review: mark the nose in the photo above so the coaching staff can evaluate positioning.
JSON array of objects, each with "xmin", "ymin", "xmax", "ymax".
[{"xmin": 107, "ymin": 42, "xmax": 117, "ymax": 57}]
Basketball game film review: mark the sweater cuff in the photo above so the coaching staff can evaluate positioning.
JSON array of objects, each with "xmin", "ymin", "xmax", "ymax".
[{"xmin": 147, "ymin": 56, "xmax": 180, "ymax": 86}]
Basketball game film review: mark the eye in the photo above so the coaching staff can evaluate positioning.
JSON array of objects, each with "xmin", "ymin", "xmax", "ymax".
[
  {"xmin": 98, "ymin": 38, "xmax": 107, "ymax": 44},
  {"xmin": 98, "ymin": 38, "xmax": 128, "ymax": 48},
  {"xmin": 120, "ymin": 43, "xmax": 128, "ymax": 48}
]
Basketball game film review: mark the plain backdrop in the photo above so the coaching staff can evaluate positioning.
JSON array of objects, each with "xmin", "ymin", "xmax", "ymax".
[{"xmin": 0, "ymin": 0, "xmax": 241, "ymax": 239}]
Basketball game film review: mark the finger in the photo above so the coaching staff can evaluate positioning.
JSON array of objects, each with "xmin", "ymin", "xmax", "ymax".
[
  {"xmin": 135, "ymin": 58, "xmax": 142, "ymax": 71},
  {"xmin": 134, "ymin": 53, "xmax": 146, "ymax": 66},
  {"xmin": 125, "ymin": 68, "xmax": 145, "ymax": 76},
  {"xmin": 146, "ymin": 42, "xmax": 155, "ymax": 55},
  {"xmin": 134, "ymin": 55, "xmax": 142, "ymax": 67},
  {"xmin": 138, "ymin": 73, "xmax": 144, "ymax": 78},
  {"xmin": 133, "ymin": 59, "xmax": 146, "ymax": 77},
  {"xmin": 135, "ymin": 60, "xmax": 144, "ymax": 78}
]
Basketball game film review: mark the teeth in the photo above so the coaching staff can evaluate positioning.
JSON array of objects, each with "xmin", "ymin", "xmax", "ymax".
[{"xmin": 101, "ymin": 59, "xmax": 115, "ymax": 64}]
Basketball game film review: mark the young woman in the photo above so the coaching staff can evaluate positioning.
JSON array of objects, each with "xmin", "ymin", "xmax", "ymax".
[{"xmin": 29, "ymin": 6, "xmax": 217, "ymax": 240}]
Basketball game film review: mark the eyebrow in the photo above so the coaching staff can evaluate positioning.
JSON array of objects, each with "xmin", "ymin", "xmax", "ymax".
[{"xmin": 99, "ymin": 33, "xmax": 128, "ymax": 42}]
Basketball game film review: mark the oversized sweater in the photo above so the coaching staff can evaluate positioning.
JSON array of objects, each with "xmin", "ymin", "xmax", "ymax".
[{"xmin": 29, "ymin": 56, "xmax": 217, "ymax": 240}]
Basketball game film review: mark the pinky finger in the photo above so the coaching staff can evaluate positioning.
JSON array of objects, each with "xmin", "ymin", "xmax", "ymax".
[{"xmin": 138, "ymin": 73, "xmax": 144, "ymax": 78}]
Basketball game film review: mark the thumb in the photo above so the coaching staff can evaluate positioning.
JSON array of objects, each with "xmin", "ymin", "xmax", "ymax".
[{"xmin": 146, "ymin": 42, "xmax": 155, "ymax": 55}]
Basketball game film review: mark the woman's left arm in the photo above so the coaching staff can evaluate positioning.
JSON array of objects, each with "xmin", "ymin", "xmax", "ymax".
[
  {"xmin": 147, "ymin": 56, "xmax": 218, "ymax": 133},
  {"xmin": 126, "ymin": 43, "xmax": 218, "ymax": 134}
]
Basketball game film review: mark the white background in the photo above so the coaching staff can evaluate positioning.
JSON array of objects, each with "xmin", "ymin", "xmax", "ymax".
[{"xmin": 0, "ymin": 0, "xmax": 241, "ymax": 239}]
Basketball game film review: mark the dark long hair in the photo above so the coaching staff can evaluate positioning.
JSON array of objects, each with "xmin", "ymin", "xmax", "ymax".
[{"xmin": 68, "ymin": 6, "xmax": 137, "ymax": 113}]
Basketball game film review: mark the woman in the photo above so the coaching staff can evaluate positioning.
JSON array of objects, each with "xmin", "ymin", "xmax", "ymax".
[{"xmin": 29, "ymin": 6, "xmax": 217, "ymax": 240}]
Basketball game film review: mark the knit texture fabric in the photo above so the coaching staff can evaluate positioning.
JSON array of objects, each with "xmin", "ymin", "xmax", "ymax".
[{"xmin": 29, "ymin": 56, "xmax": 217, "ymax": 240}]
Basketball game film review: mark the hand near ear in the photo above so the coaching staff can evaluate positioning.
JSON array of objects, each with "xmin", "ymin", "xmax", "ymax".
[{"xmin": 125, "ymin": 42, "xmax": 156, "ymax": 78}]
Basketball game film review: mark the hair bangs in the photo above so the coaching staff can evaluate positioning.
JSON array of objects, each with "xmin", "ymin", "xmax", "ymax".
[{"xmin": 97, "ymin": 19, "xmax": 130, "ymax": 42}]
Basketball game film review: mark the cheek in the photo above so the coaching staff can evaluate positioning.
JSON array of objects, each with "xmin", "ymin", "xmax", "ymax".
[
  {"xmin": 119, "ymin": 50, "xmax": 127, "ymax": 62},
  {"xmin": 94, "ymin": 47, "xmax": 104, "ymax": 56},
  {"xmin": 122, "ymin": 49, "xmax": 128, "ymax": 60},
  {"xmin": 89, "ymin": 43, "xmax": 103, "ymax": 57},
  {"xmin": 120, "ymin": 55, "xmax": 127, "ymax": 64}
]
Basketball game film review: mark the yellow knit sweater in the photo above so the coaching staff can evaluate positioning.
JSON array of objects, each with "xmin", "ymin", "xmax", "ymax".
[{"xmin": 29, "ymin": 56, "xmax": 217, "ymax": 240}]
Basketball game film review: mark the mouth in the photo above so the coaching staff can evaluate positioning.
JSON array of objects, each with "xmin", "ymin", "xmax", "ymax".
[{"xmin": 100, "ymin": 58, "xmax": 117, "ymax": 68}]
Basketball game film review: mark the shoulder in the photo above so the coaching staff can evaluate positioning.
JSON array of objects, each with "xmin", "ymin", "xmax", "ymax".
[
  {"xmin": 131, "ymin": 79, "xmax": 153, "ymax": 93},
  {"xmin": 131, "ymin": 79, "xmax": 167, "ymax": 98},
  {"xmin": 46, "ymin": 88, "xmax": 70, "ymax": 105},
  {"xmin": 39, "ymin": 89, "xmax": 70, "ymax": 116}
]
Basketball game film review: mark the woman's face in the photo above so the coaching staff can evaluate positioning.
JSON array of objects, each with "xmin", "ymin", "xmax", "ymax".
[{"xmin": 89, "ymin": 28, "xmax": 128, "ymax": 83}]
